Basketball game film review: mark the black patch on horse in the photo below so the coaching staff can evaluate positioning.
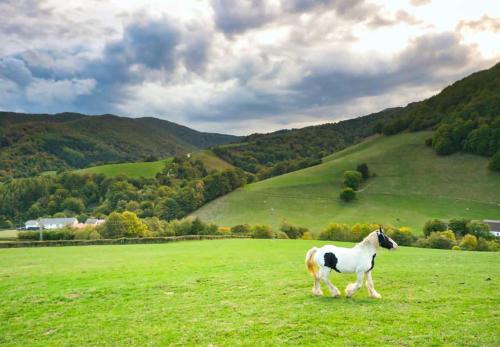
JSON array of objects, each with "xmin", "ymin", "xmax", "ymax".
[
  {"xmin": 368, "ymin": 253, "xmax": 376, "ymax": 272},
  {"xmin": 324, "ymin": 252, "xmax": 341, "ymax": 273},
  {"xmin": 377, "ymin": 232, "xmax": 393, "ymax": 249}
]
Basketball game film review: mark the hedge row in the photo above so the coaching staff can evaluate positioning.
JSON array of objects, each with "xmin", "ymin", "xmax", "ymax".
[{"xmin": 0, "ymin": 234, "xmax": 250, "ymax": 248}]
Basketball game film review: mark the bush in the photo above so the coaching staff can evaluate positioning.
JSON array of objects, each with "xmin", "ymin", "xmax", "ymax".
[
  {"xmin": 280, "ymin": 222, "xmax": 308, "ymax": 239},
  {"xmin": 301, "ymin": 231, "xmax": 313, "ymax": 240},
  {"xmin": 425, "ymin": 137, "xmax": 433, "ymax": 147},
  {"xmin": 356, "ymin": 163, "xmax": 370, "ymax": 180},
  {"xmin": 350, "ymin": 223, "xmax": 376, "ymax": 241},
  {"xmin": 99, "ymin": 211, "xmax": 150, "ymax": 239},
  {"xmin": 477, "ymin": 237, "xmax": 500, "ymax": 252},
  {"xmin": 387, "ymin": 227, "xmax": 417, "ymax": 246},
  {"xmin": 19, "ymin": 228, "xmax": 76, "ymax": 241},
  {"xmin": 343, "ymin": 171, "xmax": 363, "ymax": 190},
  {"xmin": 143, "ymin": 217, "xmax": 174, "ymax": 237},
  {"xmin": 449, "ymin": 218, "xmax": 470, "ymax": 236},
  {"xmin": 72, "ymin": 226, "xmax": 102, "ymax": 240},
  {"xmin": 452, "ymin": 245, "xmax": 461, "ymax": 251},
  {"xmin": 319, "ymin": 223, "xmax": 353, "ymax": 241},
  {"xmin": 423, "ymin": 219, "xmax": 447, "ymax": 237},
  {"xmin": 276, "ymin": 231, "xmax": 289, "ymax": 239},
  {"xmin": 466, "ymin": 220, "xmax": 491, "ymax": 239},
  {"xmin": 18, "ymin": 231, "xmax": 40, "ymax": 240},
  {"xmin": 426, "ymin": 231, "xmax": 456, "ymax": 249},
  {"xmin": 251, "ymin": 225, "xmax": 275, "ymax": 239},
  {"xmin": 231, "ymin": 224, "xmax": 251, "ymax": 234},
  {"xmin": 339, "ymin": 188, "xmax": 356, "ymax": 202},
  {"xmin": 460, "ymin": 234, "xmax": 478, "ymax": 250},
  {"xmin": 488, "ymin": 150, "xmax": 500, "ymax": 172}
]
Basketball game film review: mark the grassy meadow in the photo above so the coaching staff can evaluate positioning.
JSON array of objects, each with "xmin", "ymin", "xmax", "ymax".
[
  {"xmin": 0, "ymin": 239, "xmax": 498, "ymax": 346},
  {"xmin": 193, "ymin": 132, "xmax": 500, "ymax": 233},
  {"xmin": 72, "ymin": 150, "xmax": 233, "ymax": 178}
]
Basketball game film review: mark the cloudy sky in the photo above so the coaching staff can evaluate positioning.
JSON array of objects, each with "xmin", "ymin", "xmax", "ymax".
[{"xmin": 0, "ymin": 0, "xmax": 499, "ymax": 135}]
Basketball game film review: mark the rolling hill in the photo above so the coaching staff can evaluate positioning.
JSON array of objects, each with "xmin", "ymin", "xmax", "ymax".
[
  {"xmin": 192, "ymin": 131, "xmax": 500, "ymax": 233},
  {"xmin": 0, "ymin": 112, "xmax": 239, "ymax": 179}
]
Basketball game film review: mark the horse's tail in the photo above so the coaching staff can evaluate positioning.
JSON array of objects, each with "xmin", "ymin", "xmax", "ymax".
[{"xmin": 305, "ymin": 247, "xmax": 319, "ymax": 278}]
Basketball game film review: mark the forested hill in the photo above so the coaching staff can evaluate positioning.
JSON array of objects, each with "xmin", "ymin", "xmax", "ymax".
[
  {"xmin": 213, "ymin": 61, "xmax": 500, "ymax": 177},
  {"xmin": 0, "ymin": 112, "xmax": 239, "ymax": 178}
]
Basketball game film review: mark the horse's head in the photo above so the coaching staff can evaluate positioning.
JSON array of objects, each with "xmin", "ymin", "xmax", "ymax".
[{"xmin": 376, "ymin": 227, "xmax": 398, "ymax": 250}]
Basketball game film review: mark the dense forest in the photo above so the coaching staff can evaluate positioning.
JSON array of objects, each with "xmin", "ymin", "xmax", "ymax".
[
  {"xmin": 0, "ymin": 156, "xmax": 247, "ymax": 227},
  {"xmin": 213, "ymin": 61, "xmax": 500, "ymax": 175},
  {"xmin": 0, "ymin": 112, "xmax": 239, "ymax": 179}
]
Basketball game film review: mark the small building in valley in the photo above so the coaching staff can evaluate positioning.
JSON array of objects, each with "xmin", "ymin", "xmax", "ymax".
[
  {"xmin": 25, "ymin": 220, "xmax": 40, "ymax": 230},
  {"xmin": 483, "ymin": 220, "xmax": 500, "ymax": 237},
  {"xmin": 25, "ymin": 218, "xmax": 78, "ymax": 230}
]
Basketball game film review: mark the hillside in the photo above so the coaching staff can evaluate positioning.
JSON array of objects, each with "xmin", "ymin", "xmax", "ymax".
[
  {"xmin": 73, "ymin": 150, "xmax": 233, "ymax": 178},
  {"xmin": 0, "ymin": 112, "xmax": 239, "ymax": 179},
  {"xmin": 192, "ymin": 132, "xmax": 500, "ymax": 233},
  {"xmin": 212, "ymin": 62, "xmax": 500, "ymax": 178}
]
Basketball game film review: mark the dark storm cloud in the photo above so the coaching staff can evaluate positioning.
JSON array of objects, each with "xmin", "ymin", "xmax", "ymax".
[
  {"xmin": 0, "ymin": 57, "xmax": 33, "ymax": 86},
  {"xmin": 212, "ymin": 0, "xmax": 276, "ymax": 35},
  {"xmin": 185, "ymin": 32, "xmax": 478, "ymax": 124}
]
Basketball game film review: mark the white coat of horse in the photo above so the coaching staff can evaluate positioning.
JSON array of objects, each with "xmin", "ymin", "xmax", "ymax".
[{"xmin": 305, "ymin": 228, "xmax": 397, "ymax": 298}]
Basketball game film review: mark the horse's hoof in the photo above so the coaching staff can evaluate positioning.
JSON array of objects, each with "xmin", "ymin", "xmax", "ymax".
[{"xmin": 371, "ymin": 294, "xmax": 382, "ymax": 299}]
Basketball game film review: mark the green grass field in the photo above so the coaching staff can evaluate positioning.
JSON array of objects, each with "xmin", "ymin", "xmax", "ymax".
[
  {"xmin": 72, "ymin": 150, "xmax": 233, "ymax": 178},
  {"xmin": 74, "ymin": 158, "xmax": 172, "ymax": 178},
  {"xmin": 193, "ymin": 132, "xmax": 500, "ymax": 233},
  {"xmin": 0, "ymin": 239, "xmax": 498, "ymax": 346},
  {"xmin": 0, "ymin": 229, "xmax": 17, "ymax": 241}
]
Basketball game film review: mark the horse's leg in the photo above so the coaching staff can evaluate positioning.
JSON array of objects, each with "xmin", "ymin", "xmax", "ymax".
[
  {"xmin": 345, "ymin": 271, "xmax": 364, "ymax": 298},
  {"xmin": 365, "ymin": 271, "xmax": 382, "ymax": 299},
  {"xmin": 320, "ymin": 267, "xmax": 340, "ymax": 298},
  {"xmin": 311, "ymin": 266, "xmax": 323, "ymax": 296}
]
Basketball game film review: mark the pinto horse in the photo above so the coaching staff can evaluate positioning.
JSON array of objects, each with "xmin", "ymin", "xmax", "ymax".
[{"xmin": 305, "ymin": 227, "xmax": 398, "ymax": 298}]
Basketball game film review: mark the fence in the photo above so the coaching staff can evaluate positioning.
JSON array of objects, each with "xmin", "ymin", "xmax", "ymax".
[{"xmin": 0, "ymin": 234, "xmax": 250, "ymax": 248}]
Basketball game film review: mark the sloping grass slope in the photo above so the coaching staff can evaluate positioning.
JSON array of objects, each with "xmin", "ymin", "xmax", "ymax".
[{"xmin": 193, "ymin": 132, "xmax": 500, "ymax": 233}]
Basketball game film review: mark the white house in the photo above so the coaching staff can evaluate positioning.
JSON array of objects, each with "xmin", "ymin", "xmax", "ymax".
[
  {"xmin": 25, "ymin": 220, "xmax": 40, "ymax": 230},
  {"xmin": 37, "ymin": 218, "xmax": 78, "ymax": 230},
  {"xmin": 483, "ymin": 220, "xmax": 500, "ymax": 237}
]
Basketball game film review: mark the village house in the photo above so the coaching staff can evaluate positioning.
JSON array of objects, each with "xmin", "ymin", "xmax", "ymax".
[
  {"xmin": 25, "ymin": 217, "xmax": 105, "ymax": 230},
  {"xmin": 483, "ymin": 220, "xmax": 500, "ymax": 237}
]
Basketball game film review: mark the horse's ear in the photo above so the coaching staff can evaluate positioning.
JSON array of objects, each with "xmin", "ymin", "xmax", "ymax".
[{"xmin": 379, "ymin": 226, "xmax": 383, "ymax": 233}]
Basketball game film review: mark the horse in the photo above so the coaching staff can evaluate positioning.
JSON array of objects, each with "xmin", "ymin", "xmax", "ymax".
[{"xmin": 305, "ymin": 227, "xmax": 398, "ymax": 299}]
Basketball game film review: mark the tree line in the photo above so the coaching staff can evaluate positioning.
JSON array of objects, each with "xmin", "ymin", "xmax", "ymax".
[{"xmin": 0, "ymin": 156, "xmax": 247, "ymax": 227}]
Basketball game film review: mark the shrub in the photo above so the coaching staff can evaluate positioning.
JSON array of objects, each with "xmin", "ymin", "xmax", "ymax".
[
  {"xmin": 72, "ymin": 226, "xmax": 102, "ymax": 240},
  {"xmin": 350, "ymin": 223, "xmax": 376, "ymax": 241},
  {"xmin": 425, "ymin": 137, "xmax": 433, "ymax": 147},
  {"xmin": 280, "ymin": 222, "xmax": 308, "ymax": 239},
  {"xmin": 251, "ymin": 225, "xmax": 275, "ymax": 239},
  {"xmin": 423, "ymin": 219, "xmax": 447, "ymax": 237},
  {"xmin": 319, "ymin": 223, "xmax": 352, "ymax": 241},
  {"xmin": 488, "ymin": 150, "xmax": 500, "ymax": 172},
  {"xmin": 231, "ymin": 224, "xmax": 251, "ymax": 234},
  {"xmin": 387, "ymin": 227, "xmax": 417, "ymax": 246},
  {"xmin": 143, "ymin": 217, "xmax": 172, "ymax": 236},
  {"xmin": 18, "ymin": 231, "xmax": 40, "ymax": 240},
  {"xmin": 452, "ymin": 245, "xmax": 461, "ymax": 251},
  {"xmin": 99, "ymin": 211, "xmax": 150, "ymax": 239},
  {"xmin": 339, "ymin": 188, "xmax": 356, "ymax": 202},
  {"xmin": 19, "ymin": 228, "xmax": 76, "ymax": 241},
  {"xmin": 460, "ymin": 234, "xmax": 478, "ymax": 250},
  {"xmin": 276, "ymin": 231, "xmax": 289, "ymax": 239},
  {"xmin": 449, "ymin": 218, "xmax": 470, "ymax": 236},
  {"xmin": 426, "ymin": 231, "xmax": 456, "ymax": 249},
  {"xmin": 343, "ymin": 171, "xmax": 363, "ymax": 190},
  {"xmin": 477, "ymin": 238, "xmax": 500, "ymax": 252},
  {"xmin": 301, "ymin": 231, "xmax": 313, "ymax": 240},
  {"xmin": 466, "ymin": 220, "xmax": 491, "ymax": 239},
  {"xmin": 356, "ymin": 163, "xmax": 370, "ymax": 180}
]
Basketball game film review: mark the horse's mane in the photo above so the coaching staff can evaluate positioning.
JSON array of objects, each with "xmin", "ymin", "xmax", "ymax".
[{"xmin": 356, "ymin": 231, "xmax": 378, "ymax": 249}]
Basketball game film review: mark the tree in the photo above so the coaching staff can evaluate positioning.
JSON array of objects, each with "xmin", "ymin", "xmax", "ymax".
[
  {"xmin": 356, "ymin": 163, "xmax": 370, "ymax": 180},
  {"xmin": 343, "ymin": 171, "xmax": 363, "ymax": 190},
  {"xmin": 488, "ymin": 150, "xmax": 500, "ymax": 172},
  {"xmin": 423, "ymin": 219, "xmax": 447, "ymax": 237},
  {"xmin": 61, "ymin": 197, "xmax": 85, "ymax": 214},
  {"xmin": 280, "ymin": 222, "xmax": 308, "ymax": 239},
  {"xmin": 466, "ymin": 220, "xmax": 491, "ymax": 239},
  {"xmin": 339, "ymin": 187, "xmax": 356, "ymax": 202},
  {"xmin": 99, "ymin": 211, "xmax": 150, "ymax": 239},
  {"xmin": 448, "ymin": 218, "xmax": 469, "ymax": 236}
]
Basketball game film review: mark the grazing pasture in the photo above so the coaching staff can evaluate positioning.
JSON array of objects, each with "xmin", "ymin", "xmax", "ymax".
[
  {"xmin": 193, "ymin": 132, "xmax": 500, "ymax": 233},
  {"xmin": 74, "ymin": 158, "xmax": 172, "ymax": 178},
  {"xmin": 0, "ymin": 239, "xmax": 498, "ymax": 346}
]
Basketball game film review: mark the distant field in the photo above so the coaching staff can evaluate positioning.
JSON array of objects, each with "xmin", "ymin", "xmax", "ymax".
[
  {"xmin": 190, "ymin": 149, "xmax": 234, "ymax": 171},
  {"xmin": 0, "ymin": 239, "xmax": 498, "ymax": 346},
  {"xmin": 0, "ymin": 229, "xmax": 17, "ymax": 241},
  {"xmin": 193, "ymin": 132, "xmax": 500, "ymax": 233},
  {"xmin": 72, "ymin": 150, "xmax": 233, "ymax": 178},
  {"xmin": 74, "ymin": 159, "xmax": 171, "ymax": 178}
]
